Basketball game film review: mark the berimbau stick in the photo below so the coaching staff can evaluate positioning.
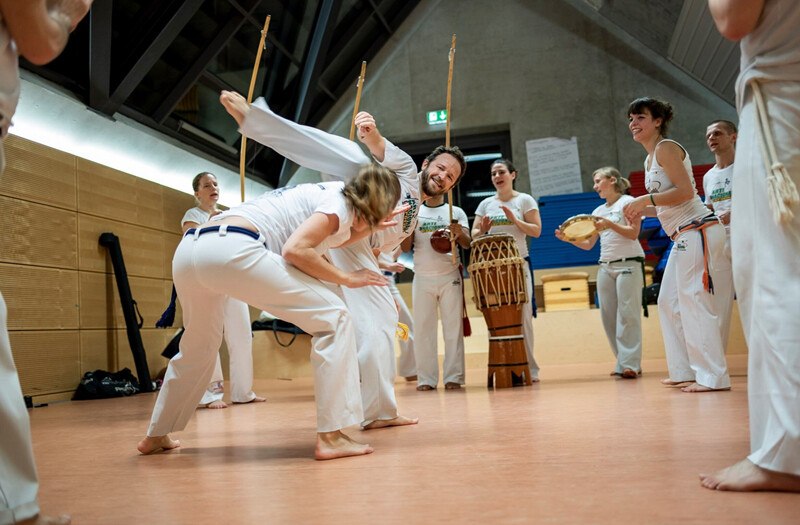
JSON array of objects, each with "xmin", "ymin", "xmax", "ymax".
[
  {"xmin": 445, "ymin": 34, "xmax": 457, "ymax": 265},
  {"xmin": 349, "ymin": 61, "xmax": 367, "ymax": 141},
  {"xmin": 240, "ymin": 15, "xmax": 271, "ymax": 202}
]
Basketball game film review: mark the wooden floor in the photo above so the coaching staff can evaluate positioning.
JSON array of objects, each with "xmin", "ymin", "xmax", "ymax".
[{"xmin": 28, "ymin": 354, "xmax": 798, "ymax": 524}]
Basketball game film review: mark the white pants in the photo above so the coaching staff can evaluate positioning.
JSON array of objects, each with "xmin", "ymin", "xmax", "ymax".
[
  {"xmin": 0, "ymin": 294, "xmax": 40, "ymax": 524},
  {"xmin": 387, "ymin": 276, "xmax": 416, "ymax": 378},
  {"xmin": 198, "ymin": 298, "xmax": 257, "ymax": 405},
  {"xmin": 328, "ymin": 242, "xmax": 399, "ymax": 426},
  {"xmin": 522, "ymin": 266, "xmax": 539, "ymax": 379},
  {"xmin": 412, "ymin": 270, "xmax": 466, "ymax": 387},
  {"xmin": 148, "ymin": 230, "xmax": 362, "ymax": 435},
  {"xmin": 658, "ymin": 224, "xmax": 732, "ymax": 389},
  {"xmin": 735, "ymin": 81, "xmax": 800, "ymax": 475},
  {"xmin": 597, "ymin": 260, "xmax": 643, "ymax": 373},
  {"xmin": 717, "ymin": 233, "xmax": 735, "ymax": 352}
]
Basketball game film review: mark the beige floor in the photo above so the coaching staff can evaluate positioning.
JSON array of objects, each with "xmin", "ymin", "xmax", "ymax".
[{"xmin": 27, "ymin": 353, "xmax": 799, "ymax": 525}]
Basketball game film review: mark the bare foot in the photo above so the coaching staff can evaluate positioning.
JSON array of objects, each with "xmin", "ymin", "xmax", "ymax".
[
  {"xmin": 233, "ymin": 395, "xmax": 267, "ymax": 404},
  {"xmin": 681, "ymin": 383, "xmax": 731, "ymax": 393},
  {"xmin": 315, "ymin": 430, "xmax": 373, "ymax": 460},
  {"xmin": 445, "ymin": 382, "xmax": 462, "ymax": 390},
  {"xmin": 363, "ymin": 415, "xmax": 419, "ymax": 430},
  {"xmin": 700, "ymin": 459, "xmax": 800, "ymax": 492},
  {"xmin": 530, "ymin": 376, "xmax": 541, "ymax": 383},
  {"xmin": 416, "ymin": 384, "xmax": 435, "ymax": 391},
  {"xmin": 219, "ymin": 90, "xmax": 250, "ymax": 127},
  {"xmin": 621, "ymin": 369, "xmax": 638, "ymax": 379},
  {"xmin": 610, "ymin": 371, "xmax": 621, "ymax": 377},
  {"xmin": 199, "ymin": 399, "xmax": 228, "ymax": 409},
  {"xmin": 404, "ymin": 375, "xmax": 418, "ymax": 382},
  {"xmin": 137, "ymin": 435, "xmax": 180, "ymax": 455},
  {"xmin": 18, "ymin": 515, "xmax": 71, "ymax": 525},
  {"xmin": 661, "ymin": 378, "xmax": 694, "ymax": 386}
]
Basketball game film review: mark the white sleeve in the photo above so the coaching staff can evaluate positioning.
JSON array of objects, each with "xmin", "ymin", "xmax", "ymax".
[
  {"xmin": 520, "ymin": 193, "xmax": 539, "ymax": 214},
  {"xmin": 454, "ymin": 206, "xmax": 469, "ymax": 228},
  {"xmin": 702, "ymin": 174, "xmax": 711, "ymax": 205},
  {"xmin": 181, "ymin": 208, "xmax": 208, "ymax": 227},
  {"xmin": 379, "ymin": 139, "xmax": 418, "ymax": 183},
  {"xmin": 474, "ymin": 198, "xmax": 488, "ymax": 218},
  {"xmin": 240, "ymin": 98, "xmax": 370, "ymax": 181}
]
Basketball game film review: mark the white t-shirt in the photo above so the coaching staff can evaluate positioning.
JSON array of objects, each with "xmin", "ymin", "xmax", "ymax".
[
  {"xmin": 474, "ymin": 193, "xmax": 538, "ymax": 258},
  {"xmin": 213, "ymin": 182, "xmax": 354, "ymax": 255},
  {"xmin": 592, "ymin": 195, "xmax": 645, "ymax": 262},
  {"xmin": 644, "ymin": 139, "xmax": 710, "ymax": 237},
  {"xmin": 0, "ymin": 13, "xmax": 20, "ymax": 141},
  {"xmin": 412, "ymin": 202, "xmax": 469, "ymax": 276},
  {"xmin": 181, "ymin": 207, "xmax": 211, "ymax": 229},
  {"xmin": 369, "ymin": 140, "xmax": 421, "ymax": 253},
  {"xmin": 703, "ymin": 164, "xmax": 733, "ymax": 233},
  {"xmin": 736, "ymin": 0, "xmax": 800, "ymax": 110}
]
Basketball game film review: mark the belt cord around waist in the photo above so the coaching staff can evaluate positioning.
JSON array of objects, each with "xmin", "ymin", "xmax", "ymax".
[
  {"xmin": 600, "ymin": 256, "xmax": 648, "ymax": 317},
  {"xmin": 185, "ymin": 225, "xmax": 265, "ymax": 244},
  {"xmin": 671, "ymin": 217, "xmax": 718, "ymax": 294}
]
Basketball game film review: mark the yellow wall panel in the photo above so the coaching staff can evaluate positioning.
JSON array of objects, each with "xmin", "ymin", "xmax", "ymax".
[
  {"xmin": 79, "ymin": 271, "xmax": 172, "ymax": 329},
  {"xmin": 9, "ymin": 330, "xmax": 81, "ymax": 396},
  {"xmin": 77, "ymin": 158, "xmax": 163, "ymax": 229},
  {"xmin": 80, "ymin": 328, "xmax": 168, "ymax": 383},
  {"xmin": 0, "ymin": 195, "xmax": 78, "ymax": 268},
  {"xmin": 163, "ymin": 232, "xmax": 181, "ymax": 281},
  {"xmin": 0, "ymin": 263, "xmax": 79, "ymax": 329},
  {"xmin": 1, "ymin": 135, "xmax": 77, "ymax": 209},
  {"xmin": 162, "ymin": 186, "xmax": 196, "ymax": 232},
  {"xmin": 78, "ymin": 214, "xmax": 166, "ymax": 278}
]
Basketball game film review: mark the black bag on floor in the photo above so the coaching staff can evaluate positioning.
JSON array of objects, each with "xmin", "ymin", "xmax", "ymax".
[{"xmin": 73, "ymin": 368, "xmax": 141, "ymax": 400}]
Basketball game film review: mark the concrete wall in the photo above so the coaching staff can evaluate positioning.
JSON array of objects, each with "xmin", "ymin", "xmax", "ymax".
[{"xmin": 303, "ymin": 0, "xmax": 737, "ymax": 194}]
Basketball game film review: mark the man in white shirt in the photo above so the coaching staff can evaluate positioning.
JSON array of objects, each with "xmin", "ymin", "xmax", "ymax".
[{"xmin": 702, "ymin": 119, "xmax": 737, "ymax": 350}]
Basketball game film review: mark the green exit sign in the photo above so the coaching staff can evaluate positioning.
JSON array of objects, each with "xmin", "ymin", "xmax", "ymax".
[{"xmin": 427, "ymin": 109, "xmax": 447, "ymax": 125}]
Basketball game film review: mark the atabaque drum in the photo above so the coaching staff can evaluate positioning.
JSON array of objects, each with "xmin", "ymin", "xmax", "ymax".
[{"xmin": 467, "ymin": 234, "xmax": 531, "ymax": 388}]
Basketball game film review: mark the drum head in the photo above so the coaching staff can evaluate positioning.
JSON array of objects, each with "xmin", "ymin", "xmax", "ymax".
[{"xmin": 559, "ymin": 214, "xmax": 598, "ymax": 242}]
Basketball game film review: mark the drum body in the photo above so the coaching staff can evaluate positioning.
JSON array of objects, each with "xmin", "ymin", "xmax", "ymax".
[{"xmin": 467, "ymin": 234, "xmax": 531, "ymax": 388}]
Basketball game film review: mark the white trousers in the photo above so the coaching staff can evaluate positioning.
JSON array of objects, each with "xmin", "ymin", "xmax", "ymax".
[
  {"xmin": 148, "ymin": 230, "xmax": 362, "ymax": 435},
  {"xmin": 198, "ymin": 297, "xmax": 257, "ymax": 405},
  {"xmin": 328, "ymin": 242, "xmax": 399, "ymax": 426},
  {"xmin": 597, "ymin": 260, "xmax": 643, "ymax": 373},
  {"xmin": 412, "ymin": 270, "xmax": 466, "ymax": 387},
  {"xmin": 735, "ymin": 81, "xmax": 800, "ymax": 475},
  {"xmin": 0, "ymin": 293, "xmax": 40, "ymax": 524},
  {"xmin": 387, "ymin": 276, "xmax": 416, "ymax": 378},
  {"xmin": 522, "ymin": 266, "xmax": 539, "ymax": 379},
  {"xmin": 658, "ymin": 224, "xmax": 732, "ymax": 389}
]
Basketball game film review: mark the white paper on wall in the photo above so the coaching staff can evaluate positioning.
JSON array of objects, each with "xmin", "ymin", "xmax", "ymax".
[{"xmin": 525, "ymin": 136, "xmax": 583, "ymax": 199}]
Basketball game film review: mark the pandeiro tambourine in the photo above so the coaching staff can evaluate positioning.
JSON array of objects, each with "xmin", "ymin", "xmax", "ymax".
[{"xmin": 558, "ymin": 214, "xmax": 599, "ymax": 242}]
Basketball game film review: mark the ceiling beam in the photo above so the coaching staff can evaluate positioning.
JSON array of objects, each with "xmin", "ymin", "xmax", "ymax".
[
  {"xmin": 88, "ymin": 0, "xmax": 113, "ymax": 111},
  {"xmin": 153, "ymin": 0, "xmax": 261, "ymax": 123}
]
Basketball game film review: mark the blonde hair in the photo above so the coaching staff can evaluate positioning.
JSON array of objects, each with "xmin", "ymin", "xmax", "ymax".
[
  {"xmin": 593, "ymin": 166, "xmax": 630, "ymax": 195},
  {"xmin": 342, "ymin": 164, "xmax": 401, "ymax": 227}
]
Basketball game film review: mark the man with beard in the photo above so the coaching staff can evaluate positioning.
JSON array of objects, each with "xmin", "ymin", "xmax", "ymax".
[{"xmin": 223, "ymin": 95, "xmax": 465, "ymax": 428}]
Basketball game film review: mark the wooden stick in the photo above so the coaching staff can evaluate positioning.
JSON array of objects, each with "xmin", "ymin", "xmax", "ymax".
[
  {"xmin": 349, "ymin": 61, "xmax": 367, "ymax": 141},
  {"xmin": 240, "ymin": 15, "xmax": 271, "ymax": 202},
  {"xmin": 446, "ymin": 34, "xmax": 457, "ymax": 265}
]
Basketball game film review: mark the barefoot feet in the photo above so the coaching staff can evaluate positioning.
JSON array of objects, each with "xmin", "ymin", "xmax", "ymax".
[
  {"xmin": 444, "ymin": 382, "xmax": 462, "ymax": 390},
  {"xmin": 219, "ymin": 90, "xmax": 251, "ymax": 127},
  {"xmin": 621, "ymin": 369, "xmax": 638, "ymax": 379},
  {"xmin": 700, "ymin": 459, "xmax": 800, "ymax": 492},
  {"xmin": 315, "ymin": 430, "xmax": 373, "ymax": 460},
  {"xmin": 681, "ymin": 383, "xmax": 731, "ymax": 393},
  {"xmin": 18, "ymin": 514, "xmax": 72, "ymax": 525},
  {"xmin": 661, "ymin": 378, "xmax": 694, "ymax": 387},
  {"xmin": 362, "ymin": 415, "xmax": 419, "ymax": 430},
  {"xmin": 232, "ymin": 395, "xmax": 267, "ymax": 404},
  {"xmin": 137, "ymin": 435, "xmax": 181, "ymax": 455},
  {"xmin": 199, "ymin": 399, "xmax": 228, "ymax": 409}
]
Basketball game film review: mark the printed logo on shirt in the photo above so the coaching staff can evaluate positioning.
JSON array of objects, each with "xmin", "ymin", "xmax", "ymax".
[
  {"xmin": 607, "ymin": 211, "xmax": 623, "ymax": 224},
  {"xmin": 418, "ymin": 218, "xmax": 447, "ymax": 233},
  {"xmin": 708, "ymin": 182, "xmax": 732, "ymax": 203},
  {"xmin": 402, "ymin": 196, "xmax": 419, "ymax": 233},
  {"xmin": 645, "ymin": 180, "xmax": 662, "ymax": 193},
  {"xmin": 451, "ymin": 278, "xmax": 461, "ymax": 287},
  {"xmin": 489, "ymin": 214, "xmax": 514, "ymax": 226},
  {"xmin": 675, "ymin": 239, "xmax": 688, "ymax": 252}
]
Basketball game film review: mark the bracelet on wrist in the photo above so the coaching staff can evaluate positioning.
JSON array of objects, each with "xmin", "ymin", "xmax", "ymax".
[{"xmin": 649, "ymin": 193, "xmax": 656, "ymax": 206}]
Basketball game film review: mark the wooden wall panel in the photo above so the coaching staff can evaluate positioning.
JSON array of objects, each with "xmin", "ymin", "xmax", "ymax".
[
  {"xmin": 78, "ymin": 214, "xmax": 166, "ymax": 278},
  {"xmin": 79, "ymin": 271, "xmax": 171, "ymax": 329},
  {"xmin": 0, "ymin": 195, "xmax": 78, "ymax": 268},
  {"xmin": 9, "ymin": 330, "xmax": 81, "ymax": 396},
  {"xmin": 80, "ymin": 330, "xmax": 116, "ymax": 374},
  {"xmin": 1, "ymin": 135, "xmax": 77, "ymax": 209},
  {"xmin": 162, "ymin": 186, "xmax": 196, "ymax": 232},
  {"xmin": 163, "ymin": 232, "xmax": 181, "ymax": 281},
  {"xmin": 81, "ymin": 329, "xmax": 169, "ymax": 382},
  {"xmin": 0, "ymin": 263, "xmax": 78, "ymax": 329},
  {"xmin": 77, "ymin": 158, "xmax": 163, "ymax": 229}
]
